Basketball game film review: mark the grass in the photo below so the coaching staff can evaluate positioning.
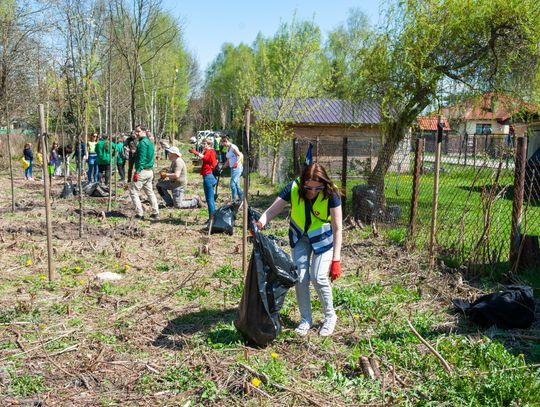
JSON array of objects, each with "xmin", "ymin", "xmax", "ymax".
[
  {"xmin": 0, "ymin": 161, "xmax": 539, "ymax": 406},
  {"xmin": 343, "ymin": 156, "xmax": 539, "ymax": 275}
]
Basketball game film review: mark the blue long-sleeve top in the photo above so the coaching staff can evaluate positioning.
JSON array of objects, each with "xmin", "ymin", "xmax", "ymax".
[
  {"xmin": 73, "ymin": 142, "xmax": 86, "ymax": 158},
  {"xmin": 23, "ymin": 147, "xmax": 33, "ymax": 161}
]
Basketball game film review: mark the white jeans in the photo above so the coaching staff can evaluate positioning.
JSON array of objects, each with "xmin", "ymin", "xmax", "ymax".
[
  {"xmin": 129, "ymin": 169, "xmax": 159, "ymax": 216},
  {"xmin": 292, "ymin": 235, "xmax": 335, "ymax": 324}
]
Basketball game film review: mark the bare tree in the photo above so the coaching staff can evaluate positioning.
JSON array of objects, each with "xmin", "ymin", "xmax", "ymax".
[
  {"xmin": 112, "ymin": 0, "xmax": 178, "ymax": 129},
  {"xmin": 0, "ymin": 1, "xmax": 48, "ymax": 210}
]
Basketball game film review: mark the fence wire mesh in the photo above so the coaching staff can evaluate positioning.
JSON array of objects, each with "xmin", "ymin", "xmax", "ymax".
[{"xmin": 255, "ymin": 132, "xmax": 539, "ymax": 272}]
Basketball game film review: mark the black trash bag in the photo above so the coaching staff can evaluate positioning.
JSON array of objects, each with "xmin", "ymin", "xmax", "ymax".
[
  {"xmin": 452, "ymin": 285, "xmax": 536, "ymax": 329},
  {"xmin": 60, "ymin": 182, "xmax": 74, "ymax": 199},
  {"xmin": 83, "ymin": 182, "xmax": 99, "ymax": 196},
  {"xmin": 234, "ymin": 207, "xmax": 298, "ymax": 347},
  {"xmin": 352, "ymin": 184, "xmax": 379, "ymax": 223},
  {"xmin": 92, "ymin": 183, "xmax": 109, "ymax": 197},
  {"xmin": 210, "ymin": 201, "xmax": 241, "ymax": 235}
]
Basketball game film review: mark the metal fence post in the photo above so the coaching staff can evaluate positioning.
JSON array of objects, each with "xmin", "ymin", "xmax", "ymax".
[
  {"xmin": 510, "ymin": 136, "xmax": 528, "ymax": 268},
  {"xmin": 408, "ymin": 137, "xmax": 424, "ymax": 247},
  {"xmin": 341, "ymin": 137, "xmax": 348, "ymax": 212}
]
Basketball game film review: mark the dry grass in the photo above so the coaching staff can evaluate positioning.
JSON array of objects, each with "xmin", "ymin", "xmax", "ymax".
[{"xmin": 0, "ymin": 161, "xmax": 538, "ymax": 406}]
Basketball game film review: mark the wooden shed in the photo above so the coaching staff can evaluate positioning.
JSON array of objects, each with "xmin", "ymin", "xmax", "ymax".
[{"xmin": 249, "ymin": 96, "xmax": 411, "ymax": 184}]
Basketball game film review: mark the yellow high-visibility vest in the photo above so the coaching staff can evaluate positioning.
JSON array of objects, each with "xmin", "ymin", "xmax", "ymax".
[{"xmin": 289, "ymin": 178, "xmax": 333, "ymax": 254}]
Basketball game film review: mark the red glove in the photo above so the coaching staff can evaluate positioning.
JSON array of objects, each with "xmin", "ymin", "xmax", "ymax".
[
  {"xmin": 250, "ymin": 221, "xmax": 263, "ymax": 237},
  {"xmin": 232, "ymin": 162, "xmax": 238, "ymax": 168},
  {"xmin": 133, "ymin": 172, "xmax": 139, "ymax": 182},
  {"xmin": 189, "ymin": 148, "xmax": 198, "ymax": 155},
  {"xmin": 329, "ymin": 260, "xmax": 341, "ymax": 282}
]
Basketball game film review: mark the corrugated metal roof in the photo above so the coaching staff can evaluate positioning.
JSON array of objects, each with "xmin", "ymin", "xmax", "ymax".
[
  {"xmin": 249, "ymin": 96, "xmax": 381, "ymax": 125},
  {"xmin": 417, "ymin": 116, "xmax": 450, "ymax": 131}
]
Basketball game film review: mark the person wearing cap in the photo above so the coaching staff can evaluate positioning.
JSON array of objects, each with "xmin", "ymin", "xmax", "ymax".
[{"xmin": 157, "ymin": 146, "xmax": 202, "ymax": 209}]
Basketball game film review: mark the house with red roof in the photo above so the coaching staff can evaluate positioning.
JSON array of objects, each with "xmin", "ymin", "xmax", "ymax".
[{"xmin": 439, "ymin": 93, "xmax": 537, "ymax": 157}]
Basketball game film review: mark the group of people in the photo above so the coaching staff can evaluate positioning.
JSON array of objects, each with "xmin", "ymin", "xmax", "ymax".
[{"xmin": 22, "ymin": 128, "xmax": 342, "ymax": 336}]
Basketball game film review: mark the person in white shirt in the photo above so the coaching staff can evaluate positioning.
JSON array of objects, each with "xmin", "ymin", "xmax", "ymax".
[{"xmin": 220, "ymin": 136, "xmax": 244, "ymax": 201}]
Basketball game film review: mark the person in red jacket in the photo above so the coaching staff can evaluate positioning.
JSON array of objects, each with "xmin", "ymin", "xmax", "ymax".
[{"xmin": 190, "ymin": 138, "xmax": 217, "ymax": 219}]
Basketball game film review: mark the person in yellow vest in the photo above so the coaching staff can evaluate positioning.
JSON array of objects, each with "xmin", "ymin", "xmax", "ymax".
[{"xmin": 257, "ymin": 163, "xmax": 343, "ymax": 337}]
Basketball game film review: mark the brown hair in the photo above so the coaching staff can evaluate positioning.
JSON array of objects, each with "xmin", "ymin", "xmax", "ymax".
[
  {"xmin": 135, "ymin": 124, "xmax": 148, "ymax": 132},
  {"xmin": 298, "ymin": 163, "xmax": 339, "ymax": 202}
]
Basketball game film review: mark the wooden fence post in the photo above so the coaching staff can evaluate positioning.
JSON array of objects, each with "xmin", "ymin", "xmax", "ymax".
[
  {"xmin": 39, "ymin": 104, "xmax": 56, "ymax": 282},
  {"xmin": 341, "ymin": 137, "xmax": 348, "ymax": 211},
  {"xmin": 242, "ymin": 107, "xmax": 251, "ymax": 274},
  {"xmin": 428, "ymin": 116, "xmax": 443, "ymax": 271},
  {"xmin": 408, "ymin": 137, "xmax": 424, "ymax": 246},
  {"xmin": 510, "ymin": 136, "xmax": 528, "ymax": 268}
]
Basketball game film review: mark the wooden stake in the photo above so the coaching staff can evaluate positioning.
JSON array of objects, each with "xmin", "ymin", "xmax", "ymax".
[
  {"xmin": 6, "ymin": 110, "xmax": 15, "ymax": 212},
  {"xmin": 39, "ymin": 104, "xmax": 56, "ymax": 281},
  {"xmin": 243, "ymin": 107, "xmax": 251, "ymax": 274},
  {"xmin": 510, "ymin": 136, "xmax": 528, "ymax": 267},
  {"xmin": 428, "ymin": 116, "xmax": 443, "ymax": 271}
]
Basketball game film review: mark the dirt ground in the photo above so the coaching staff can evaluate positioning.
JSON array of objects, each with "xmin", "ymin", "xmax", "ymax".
[{"xmin": 0, "ymin": 164, "xmax": 538, "ymax": 406}]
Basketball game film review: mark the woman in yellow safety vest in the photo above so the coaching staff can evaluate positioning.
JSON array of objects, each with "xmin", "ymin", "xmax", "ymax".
[{"xmin": 257, "ymin": 163, "xmax": 342, "ymax": 337}]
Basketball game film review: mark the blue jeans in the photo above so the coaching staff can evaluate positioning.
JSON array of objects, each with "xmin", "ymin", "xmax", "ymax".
[
  {"xmin": 203, "ymin": 173, "xmax": 217, "ymax": 218},
  {"xmin": 230, "ymin": 164, "xmax": 243, "ymax": 200},
  {"xmin": 24, "ymin": 160, "xmax": 33, "ymax": 178},
  {"xmin": 87, "ymin": 153, "xmax": 98, "ymax": 182}
]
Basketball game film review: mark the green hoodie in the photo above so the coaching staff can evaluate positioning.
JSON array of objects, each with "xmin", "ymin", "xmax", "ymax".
[{"xmin": 95, "ymin": 139, "xmax": 113, "ymax": 165}]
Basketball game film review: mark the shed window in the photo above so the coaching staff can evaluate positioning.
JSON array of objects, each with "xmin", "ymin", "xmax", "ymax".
[{"xmin": 475, "ymin": 123, "xmax": 492, "ymax": 135}]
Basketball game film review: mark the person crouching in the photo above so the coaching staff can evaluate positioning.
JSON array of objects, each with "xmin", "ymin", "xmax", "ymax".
[{"xmin": 156, "ymin": 146, "xmax": 202, "ymax": 209}]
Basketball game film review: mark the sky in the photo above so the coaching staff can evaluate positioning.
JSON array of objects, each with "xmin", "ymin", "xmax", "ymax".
[{"xmin": 162, "ymin": 0, "xmax": 382, "ymax": 74}]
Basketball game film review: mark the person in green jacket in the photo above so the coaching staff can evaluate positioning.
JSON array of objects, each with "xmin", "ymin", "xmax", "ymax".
[
  {"xmin": 129, "ymin": 125, "xmax": 159, "ymax": 220},
  {"xmin": 115, "ymin": 136, "xmax": 126, "ymax": 182},
  {"xmin": 95, "ymin": 135, "xmax": 114, "ymax": 184}
]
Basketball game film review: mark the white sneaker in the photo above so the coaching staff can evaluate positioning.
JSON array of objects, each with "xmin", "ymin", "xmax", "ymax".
[
  {"xmin": 319, "ymin": 315, "xmax": 337, "ymax": 337},
  {"xmin": 294, "ymin": 320, "xmax": 312, "ymax": 336}
]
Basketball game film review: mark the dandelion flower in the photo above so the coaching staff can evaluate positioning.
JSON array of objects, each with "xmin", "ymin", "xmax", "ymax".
[
  {"xmin": 79, "ymin": 279, "xmax": 85, "ymax": 285},
  {"xmin": 74, "ymin": 266, "xmax": 81, "ymax": 272},
  {"xmin": 39, "ymin": 275, "xmax": 46, "ymax": 280},
  {"xmin": 353, "ymin": 314, "xmax": 360, "ymax": 320},
  {"xmin": 251, "ymin": 377, "xmax": 261, "ymax": 387},
  {"xmin": 26, "ymin": 259, "xmax": 33, "ymax": 266},
  {"xmin": 271, "ymin": 352, "xmax": 279, "ymax": 359},
  {"xmin": 124, "ymin": 264, "xmax": 130, "ymax": 270}
]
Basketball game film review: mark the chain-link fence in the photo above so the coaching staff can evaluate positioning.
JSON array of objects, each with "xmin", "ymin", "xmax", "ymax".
[
  {"xmin": 411, "ymin": 133, "xmax": 539, "ymax": 274},
  {"xmin": 257, "ymin": 133, "xmax": 413, "ymax": 229},
  {"xmin": 255, "ymin": 130, "xmax": 539, "ymax": 273}
]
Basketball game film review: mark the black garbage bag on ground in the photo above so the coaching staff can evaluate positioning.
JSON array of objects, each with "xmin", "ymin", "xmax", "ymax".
[
  {"xmin": 92, "ymin": 183, "xmax": 109, "ymax": 197},
  {"xmin": 210, "ymin": 201, "xmax": 241, "ymax": 235},
  {"xmin": 452, "ymin": 285, "xmax": 536, "ymax": 329},
  {"xmin": 352, "ymin": 184, "xmax": 380, "ymax": 223},
  {"xmin": 234, "ymin": 207, "xmax": 298, "ymax": 347},
  {"xmin": 60, "ymin": 182, "xmax": 74, "ymax": 199}
]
